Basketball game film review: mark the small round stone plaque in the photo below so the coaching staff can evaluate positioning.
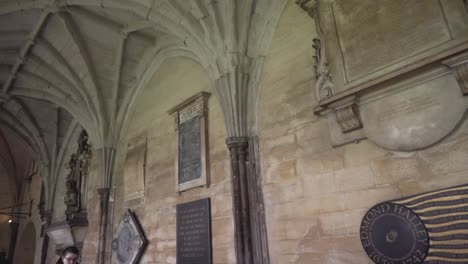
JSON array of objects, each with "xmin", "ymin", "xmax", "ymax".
[{"xmin": 360, "ymin": 203, "xmax": 429, "ymax": 264}]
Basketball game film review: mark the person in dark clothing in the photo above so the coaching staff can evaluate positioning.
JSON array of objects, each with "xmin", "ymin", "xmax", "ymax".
[{"xmin": 56, "ymin": 246, "xmax": 79, "ymax": 264}]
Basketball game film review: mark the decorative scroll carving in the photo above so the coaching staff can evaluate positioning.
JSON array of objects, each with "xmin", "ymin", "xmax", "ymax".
[
  {"xmin": 312, "ymin": 35, "xmax": 334, "ymax": 100},
  {"xmin": 112, "ymin": 209, "xmax": 147, "ymax": 264},
  {"xmin": 168, "ymin": 92, "xmax": 210, "ymax": 193},
  {"xmin": 361, "ymin": 184, "xmax": 468, "ymax": 263},
  {"xmin": 297, "ymin": 0, "xmax": 334, "ymax": 101},
  {"xmin": 442, "ymin": 51, "xmax": 468, "ymax": 95}
]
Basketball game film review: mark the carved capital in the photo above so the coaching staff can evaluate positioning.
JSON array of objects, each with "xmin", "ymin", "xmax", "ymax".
[
  {"xmin": 442, "ymin": 51, "xmax": 468, "ymax": 95},
  {"xmin": 41, "ymin": 210, "xmax": 52, "ymax": 224},
  {"xmin": 226, "ymin": 136, "xmax": 249, "ymax": 149},
  {"xmin": 97, "ymin": 188, "xmax": 110, "ymax": 202}
]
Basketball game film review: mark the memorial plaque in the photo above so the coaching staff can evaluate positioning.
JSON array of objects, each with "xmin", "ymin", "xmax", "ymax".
[
  {"xmin": 179, "ymin": 116, "xmax": 201, "ymax": 184},
  {"xmin": 168, "ymin": 92, "xmax": 210, "ymax": 192},
  {"xmin": 176, "ymin": 198, "xmax": 212, "ymax": 264},
  {"xmin": 332, "ymin": 0, "xmax": 451, "ymax": 82},
  {"xmin": 360, "ymin": 203, "xmax": 429, "ymax": 264},
  {"xmin": 112, "ymin": 209, "xmax": 147, "ymax": 264},
  {"xmin": 361, "ymin": 184, "xmax": 468, "ymax": 263}
]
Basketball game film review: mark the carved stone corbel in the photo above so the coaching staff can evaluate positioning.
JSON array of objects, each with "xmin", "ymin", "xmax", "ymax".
[
  {"xmin": 296, "ymin": 0, "xmax": 334, "ymax": 101},
  {"xmin": 442, "ymin": 51, "xmax": 468, "ymax": 95},
  {"xmin": 327, "ymin": 96, "xmax": 362, "ymax": 133}
]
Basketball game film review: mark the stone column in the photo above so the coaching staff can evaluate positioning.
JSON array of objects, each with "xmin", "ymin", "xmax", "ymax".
[
  {"xmin": 227, "ymin": 136, "xmax": 254, "ymax": 264},
  {"xmin": 40, "ymin": 211, "xmax": 51, "ymax": 264},
  {"xmin": 97, "ymin": 188, "xmax": 110, "ymax": 264}
]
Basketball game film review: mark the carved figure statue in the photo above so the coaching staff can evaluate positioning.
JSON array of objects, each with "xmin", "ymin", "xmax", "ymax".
[
  {"xmin": 64, "ymin": 179, "xmax": 79, "ymax": 218},
  {"xmin": 66, "ymin": 154, "xmax": 78, "ymax": 180}
]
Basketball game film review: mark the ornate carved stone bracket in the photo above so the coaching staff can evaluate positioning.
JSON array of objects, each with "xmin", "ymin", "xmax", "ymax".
[
  {"xmin": 330, "ymin": 96, "xmax": 362, "ymax": 133},
  {"xmin": 296, "ymin": 0, "xmax": 334, "ymax": 101},
  {"xmin": 442, "ymin": 51, "xmax": 468, "ymax": 95}
]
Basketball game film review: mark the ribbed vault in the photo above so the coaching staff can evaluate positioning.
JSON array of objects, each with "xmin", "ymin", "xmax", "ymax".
[{"xmin": 0, "ymin": 0, "xmax": 286, "ymax": 208}]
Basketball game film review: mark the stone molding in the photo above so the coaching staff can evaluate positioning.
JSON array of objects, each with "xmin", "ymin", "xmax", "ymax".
[{"xmin": 442, "ymin": 51, "xmax": 468, "ymax": 95}]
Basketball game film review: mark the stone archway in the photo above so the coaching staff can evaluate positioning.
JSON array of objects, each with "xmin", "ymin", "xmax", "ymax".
[{"xmin": 14, "ymin": 222, "xmax": 36, "ymax": 264}]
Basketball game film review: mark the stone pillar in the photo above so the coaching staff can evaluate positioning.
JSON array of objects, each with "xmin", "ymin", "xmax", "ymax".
[
  {"xmin": 40, "ymin": 211, "xmax": 52, "ymax": 264},
  {"xmin": 227, "ymin": 136, "xmax": 270, "ymax": 264},
  {"xmin": 97, "ymin": 188, "xmax": 110, "ymax": 264},
  {"xmin": 227, "ymin": 137, "xmax": 253, "ymax": 264},
  {"xmin": 8, "ymin": 220, "xmax": 19, "ymax": 262}
]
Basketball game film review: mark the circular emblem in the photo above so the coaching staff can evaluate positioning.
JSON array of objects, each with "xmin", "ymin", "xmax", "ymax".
[{"xmin": 360, "ymin": 203, "xmax": 429, "ymax": 264}]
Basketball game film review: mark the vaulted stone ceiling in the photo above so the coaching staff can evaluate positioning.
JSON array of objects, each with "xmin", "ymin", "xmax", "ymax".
[{"xmin": 0, "ymin": 0, "xmax": 286, "ymax": 205}]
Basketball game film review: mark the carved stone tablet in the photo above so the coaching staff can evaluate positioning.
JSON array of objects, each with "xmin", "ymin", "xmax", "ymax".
[
  {"xmin": 179, "ymin": 116, "xmax": 201, "ymax": 184},
  {"xmin": 112, "ymin": 209, "xmax": 147, "ymax": 264},
  {"xmin": 168, "ymin": 92, "xmax": 210, "ymax": 192},
  {"xmin": 176, "ymin": 198, "xmax": 212, "ymax": 264},
  {"xmin": 361, "ymin": 184, "xmax": 468, "ymax": 263}
]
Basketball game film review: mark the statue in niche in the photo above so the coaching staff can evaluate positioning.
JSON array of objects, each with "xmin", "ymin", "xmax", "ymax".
[
  {"xmin": 63, "ymin": 130, "xmax": 92, "ymax": 221},
  {"xmin": 64, "ymin": 179, "xmax": 79, "ymax": 220},
  {"xmin": 66, "ymin": 154, "xmax": 78, "ymax": 180}
]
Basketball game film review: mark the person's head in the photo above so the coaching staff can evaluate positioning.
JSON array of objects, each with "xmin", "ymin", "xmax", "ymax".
[{"xmin": 61, "ymin": 246, "xmax": 79, "ymax": 264}]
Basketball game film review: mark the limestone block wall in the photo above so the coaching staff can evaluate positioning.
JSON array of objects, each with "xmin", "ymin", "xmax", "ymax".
[
  {"xmin": 258, "ymin": 2, "xmax": 468, "ymax": 264},
  {"xmin": 99, "ymin": 57, "xmax": 235, "ymax": 264}
]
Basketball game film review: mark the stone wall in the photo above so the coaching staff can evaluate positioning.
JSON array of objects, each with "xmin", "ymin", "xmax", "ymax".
[
  {"xmin": 12, "ymin": 169, "xmax": 44, "ymax": 264},
  {"xmin": 100, "ymin": 57, "xmax": 236, "ymax": 264},
  {"xmin": 258, "ymin": 1, "xmax": 468, "ymax": 264}
]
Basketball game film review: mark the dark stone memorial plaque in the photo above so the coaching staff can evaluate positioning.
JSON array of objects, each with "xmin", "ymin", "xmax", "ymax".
[
  {"xmin": 360, "ymin": 203, "xmax": 429, "ymax": 264},
  {"xmin": 177, "ymin": 198, "xmax": 212, "ymax": 264},
  {"xmin": 361, "ymin": 184, "xmax": 468, "ymax": 264},
  {"xmin": 178, "ymin": 116, "xmax": 201, "ymax": 184}
]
